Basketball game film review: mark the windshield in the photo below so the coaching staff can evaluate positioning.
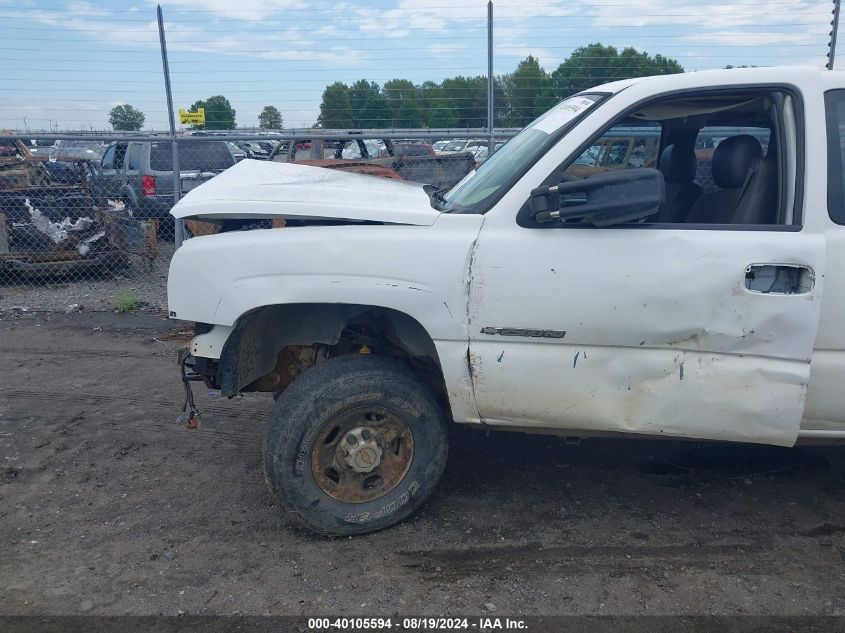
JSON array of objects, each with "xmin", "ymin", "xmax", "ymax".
[
  {"xmin": 341, "ymin": 139, "xmax": 385, "ymax": 159},
  {"xmin": 442, "ymin": 140, "xmax": 467, "ymax": 152},
  {"xmin": 57, "ymin": 141, "xmax": 102, "ymax": 149},
  {"xmin": 440, "ymin": 94, "xmax": 602, "ymax": 212}
]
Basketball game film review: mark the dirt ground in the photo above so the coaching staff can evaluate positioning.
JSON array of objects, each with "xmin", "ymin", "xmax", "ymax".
[{"xmin": 2, "ymin": 310, "xmax": 845, "ymax": 617}]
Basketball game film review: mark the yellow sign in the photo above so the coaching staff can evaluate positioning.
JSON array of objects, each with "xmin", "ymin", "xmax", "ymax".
[{"xmin": 178, "ymin": 108, "xmax": 205, "ymax": 125}]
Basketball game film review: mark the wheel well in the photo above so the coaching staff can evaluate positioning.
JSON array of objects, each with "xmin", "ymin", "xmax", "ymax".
[{"xmin": 218, "ymin": 303, "xmax": 447, "ymax": 407}]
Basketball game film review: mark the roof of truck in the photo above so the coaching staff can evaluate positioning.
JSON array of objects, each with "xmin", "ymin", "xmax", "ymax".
[{"xmin": 587, "ymin": 65, "xmax": 829, "ymax": 96}]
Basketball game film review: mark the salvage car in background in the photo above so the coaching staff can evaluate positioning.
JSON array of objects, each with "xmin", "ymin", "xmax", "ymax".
[
  {"xmin": 383, "ymin": 141, "xmax": 435, "ymax": 157},
  {"xmin": 93, "ymin": 139, "xmax": 235, "ymax": 220},
  {"xmin": 0, "ymin": 135, "xmax": 154, "ymax": 280},
  {"xmin": 432, "ymin": 140, "xmax": 450, "ymax": 153},
  {"xmin": 271, "ymin": 136, "xmax": 475, "ymax": 189},
  {"xmin": 227, "ymin": 142, "xmax": 247, "ymax": 162},
  {"xmin": 237, "ymin": 141, "xmax": 271, "ymax": 160},
  {"xmin": 433, "ymin": 138, "xmax": 488, "ymax": 155},
  {"xmin": 467, "ymin": 144, "xmax": 489, "ymax": 166},
  {"xmin": 49, "ymin": 140, "xmax": 106, "ymax": 161}
]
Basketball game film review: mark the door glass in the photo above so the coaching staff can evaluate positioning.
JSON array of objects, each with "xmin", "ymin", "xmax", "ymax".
[
  {"xmin": 574, "ymin": 143, "xmax": 605, "ymax": 166},
  {"xmin": 101, "ymin": 145, "xmax": 115, "ymax": 169},
  {"xmin": 824, "ymin": 89, "xmax": 845, "ymax": 224},
  {"xmin": 127, "ymin": 144, "xmax": 142, "ymax": 171},
  {"xmin": 563, "ymin": 123, "xmax": 661, "ymax": 180},
  {"xmin": 113, "ymin": 143, "xmax": 127, "ymax": 171}
]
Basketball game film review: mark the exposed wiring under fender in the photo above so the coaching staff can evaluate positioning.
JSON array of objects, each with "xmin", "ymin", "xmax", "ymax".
[{"xmin": 177, "ymin": 352, "xmax": 201, "ymax": 429}]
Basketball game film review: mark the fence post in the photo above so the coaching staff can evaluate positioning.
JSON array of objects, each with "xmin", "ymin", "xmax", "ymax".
[
  {"xmin": 487, "ymin": 0, "xmax": 494, "ymax": 153},
  {"xmin": 829, "ymin": 0, "xmax": 841, "ymax": 69},
  {"xmin": 157, "ymin": 4, "xmax": 184, "ymax": 248}
]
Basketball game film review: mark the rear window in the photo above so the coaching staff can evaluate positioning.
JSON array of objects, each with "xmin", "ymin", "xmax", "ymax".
[
  {"xmin": 394, "ymin": 144, "xmax": 431, "ymax": 156},
  {"xmin": 825, "ymin": 90, "xmax": 845, "ymax": 224},
  {"xmin": 150, "ymin": 141, "xmax": 235, "ymax": 172}
]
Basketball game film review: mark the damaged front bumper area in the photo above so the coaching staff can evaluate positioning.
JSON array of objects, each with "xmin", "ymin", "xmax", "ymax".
[
  {"xmin": 176, "ymin": 319, "xmax": 332, "ymax": 403},
  {"xmin": 175, "ymin": 324, "xmax": 230, "ymax": 428},
  {"xmin": 179, "ymin": 323, "xmax": 233, "ymax": 391}
]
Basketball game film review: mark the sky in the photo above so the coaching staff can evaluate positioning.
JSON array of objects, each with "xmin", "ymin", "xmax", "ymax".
[{"xmin": 0, "ymin": 0, "xmax": 838, "ymax": 131}]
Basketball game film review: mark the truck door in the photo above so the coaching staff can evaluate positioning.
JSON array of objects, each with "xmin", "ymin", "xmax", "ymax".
[
  {"xmin": 467, "ymin": 83, "xmax": 824, "ymax": 446},
  {"xmin": 96, "ymin": 144, "xmax": 116, "ymax": 202},
  {"xmin": 97, "ymin": 142, "xmax": 127, "ymax": 201}
]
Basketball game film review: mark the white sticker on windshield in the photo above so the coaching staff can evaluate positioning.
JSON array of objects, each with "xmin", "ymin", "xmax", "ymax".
[{"xmin": 532, "ymin": 96, "xmax": 596, "ymax": 135}]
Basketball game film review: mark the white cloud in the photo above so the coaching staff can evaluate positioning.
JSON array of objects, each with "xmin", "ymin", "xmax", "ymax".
[
  {"xmin": 427, "ymin": 42, "xmax": 469, "ymax": 56},
  {"xmin": 254, "ymin": 47, "xmax": 368, "ymax": 65},
  {"xmin": 683, "ymin": 30, "xmax": 822, "ymax": 46},
  {"xmin": 64, "ymin": 2, "xmax": 111, "ymax": 17},
  {"xmin": 583, "ymin": 0, "xmax": 828, "ymax": 28},
  {"xmin": 147, "ymin": 0, "xmax": 307, "ymax": 22}
]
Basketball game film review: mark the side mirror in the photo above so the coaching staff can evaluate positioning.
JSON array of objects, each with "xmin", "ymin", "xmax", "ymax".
[{"xmin": 529, "ymin": 167, "xmax": 664, "ymax": 227}]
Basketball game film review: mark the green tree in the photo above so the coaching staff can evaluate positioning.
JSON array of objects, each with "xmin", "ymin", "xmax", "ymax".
[
  {"xmin": 258, "ymin": 105, "xmax": 283, "ymax": 129},
  {"xmin": 348, "ymin": 80, "xmax": 390, "ymax": 128},
  {"xmin": 502, "ymin": 55, "xmax": 555, "ymax": 126},
  {"xmin": 317, "ymin": 82, "xmax": 352, "ymax": 128},
  {"xmin": 383, "ymin": 79, "xmax": 423, "ymax": 127},
  {"xmin": 108, "ymin": 104, "xmax": 145, "ymax": 131},
  {"xmin": 419, "ymin": 81, "xmax": 459, "ymax": 128},
  {"xmin": 440, "ymin": 75, "xmax": 488, "ymax": 127},
  {"xmin": 312, "ymin": 45, "xmax": 683, "ymax": 132},
  {"xmin": 550, "ymin": 43, "xmax": 683, "ymax": 100},
  {"xmin": 188, "ymin": 95, "xmax": 236, "ymax": 130}
]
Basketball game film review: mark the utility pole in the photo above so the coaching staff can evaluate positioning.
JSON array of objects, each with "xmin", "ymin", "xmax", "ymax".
[
  {"xmin": 487, "ymin": 1, "xmax": 494, "ymax": 153},
  {"xmin": 157, "ymin": 4, "xmax": 184, "ymax": 247},
  {"xmin": 829, "ymin": 0, "xmax": 841, "ymax": 69}
]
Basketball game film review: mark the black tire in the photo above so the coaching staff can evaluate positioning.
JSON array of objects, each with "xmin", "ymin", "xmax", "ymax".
[{"xmin": 263, "ymin": 354, "xmax": 448, "ymax": 536}]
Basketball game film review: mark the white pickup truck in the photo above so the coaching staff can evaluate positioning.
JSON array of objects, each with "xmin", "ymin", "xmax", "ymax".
[{"xmin": 168, "ymin": 66, "xmax": 845, "ymax": 535}]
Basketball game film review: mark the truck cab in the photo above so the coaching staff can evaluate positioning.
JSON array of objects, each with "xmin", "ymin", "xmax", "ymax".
[{"xmin": 168, "ymin": 66, "xmax": 845, "ymax": 535}]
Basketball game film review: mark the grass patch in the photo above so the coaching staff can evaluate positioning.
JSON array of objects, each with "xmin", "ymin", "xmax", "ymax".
[{"xmin": 114, "ymin": 292, "xmax": 141, "ymax": 313}]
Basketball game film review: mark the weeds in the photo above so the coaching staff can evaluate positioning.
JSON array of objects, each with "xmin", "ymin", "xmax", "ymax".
[{"xmin": 114, "ymin": 292, "xmax": 141, "ymax": 313}]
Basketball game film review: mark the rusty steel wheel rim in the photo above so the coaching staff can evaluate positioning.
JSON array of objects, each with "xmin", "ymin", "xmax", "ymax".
[{"xmin": 311, "ymin": 406, "xmax": 415, "ymax": 504}]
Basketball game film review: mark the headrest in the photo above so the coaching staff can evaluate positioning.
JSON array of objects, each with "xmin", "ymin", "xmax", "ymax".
[
  {"xmin": 712, "ymin": 135, "xmax": 763, "ymax": 189},
  {"xmin": 658, "ymin": 144, "xmax": 696, "ymax": 184}
]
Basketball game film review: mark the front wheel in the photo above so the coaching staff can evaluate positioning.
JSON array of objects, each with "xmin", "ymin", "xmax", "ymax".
[{"xmin": 263, "ymin": 355, "xmax": 449, "ymax": 536}]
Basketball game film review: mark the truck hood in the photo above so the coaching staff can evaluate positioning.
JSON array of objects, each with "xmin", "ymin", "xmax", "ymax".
[{"xmin": 170, "ymin": 159, "xmax": 441, "ymax": 226}]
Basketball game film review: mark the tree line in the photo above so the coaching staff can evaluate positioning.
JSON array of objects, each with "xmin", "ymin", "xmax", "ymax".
[
  {"xmin": 108, "ymin": 101, "xmax": 281, "ymax": 131},
  {"xmin": 107, "ymin": 43, "xmax": 683, "ymax": 131},
  {"xmin": 317, "ymin": 44, "xmax": 683, "ymax": 129}
]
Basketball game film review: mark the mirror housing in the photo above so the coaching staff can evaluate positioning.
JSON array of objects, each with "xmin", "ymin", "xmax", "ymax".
[{"xmin": 529, "ymin": 168, "xmax": 665, "ymax": 227}]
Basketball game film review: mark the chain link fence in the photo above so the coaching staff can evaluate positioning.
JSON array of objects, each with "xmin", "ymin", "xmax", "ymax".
[
  {"xmin": 0, "ymin": 129, "xmax": 516, "ymax": 290},
  {"xmin": 2, "ymin": 1, "xmax": 837, "ymax": 311}
]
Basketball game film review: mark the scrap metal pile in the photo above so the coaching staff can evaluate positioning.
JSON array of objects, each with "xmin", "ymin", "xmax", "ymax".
[{"xmin": 0, "ymin": 135, "xmax": 155, "ymax": 282}]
